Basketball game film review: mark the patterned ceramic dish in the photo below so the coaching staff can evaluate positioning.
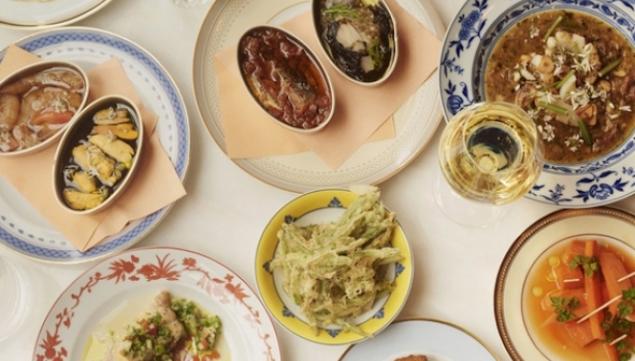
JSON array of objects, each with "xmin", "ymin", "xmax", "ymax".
[
  {"xmin": 33, "ymin": 247, "xmax": 281, "ymax": 361},
  {"xmin": 0, "ymin": 27, "xmax": 190, "ymax": 263},
  {"xmin": 338, "ymin": 318, "xmax": 496, "ymax": 361},
  {"xmin": 255, "ymin": 188, "xmax": 414, "ymax": 345},
  {"xmin": 193, "ymin": 0, "xmax": 444, "ymax": 193},
  {"xmin": 0, "ymin": 0, "xmax": 112, "ymax": 30},
  {"xmin": 440, "ymin": 0, "xmax": 635, "ymax": 207},
  {"xmin": 495, "ymin": 207, "xmax": 635, "ymax": 360}
]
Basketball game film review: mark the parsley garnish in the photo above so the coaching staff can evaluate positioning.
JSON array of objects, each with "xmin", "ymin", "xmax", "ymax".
[
  {"xmin": 551, "ymin": 296, "xmax": 581, "ymax": 322},
  {"xmin": 603, "ymin": 307, "xmax": 635, "ymax": 361},
  {"xmin": 617, "ymin": 339, "xmax": 634, "ymax": 361},
  {"xmin": 367, "ymin": 40, "xmax": 383, "ymax": 69},
  {"xmin": 569, "ymin": 255, "xmax": 599, "ymax": 277},
  {"xmin": 324, "ymin": 4, "xmax": 359, "ymax": 20},
  {"xmin": 618, "ymin": 288, "xmax": 635, "ymax": 318}
]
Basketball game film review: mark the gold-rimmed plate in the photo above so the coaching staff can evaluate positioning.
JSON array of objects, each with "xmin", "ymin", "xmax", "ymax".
[
  {"xmin": 0, "ymin": 0, "xmax": 112, "ymax": 30},
  {"xmin": 255, "ymin": 188, "xmax": 414, "ymax": 345},
  {"xmin": 192, "ymin": 0, "xmax": 444, "ymax": 193},
  {"xmin": 495, "ymin": 208, "xmax": 635, "ymax": 361},
  {"xmin": 338, "ymin": 318, "xmax": 497, "ymax": 360}
]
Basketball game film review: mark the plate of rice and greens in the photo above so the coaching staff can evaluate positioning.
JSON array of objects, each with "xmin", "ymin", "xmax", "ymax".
[{"xmin": 255, "ymin": 186, "xmax": 413, "ymax": 345}]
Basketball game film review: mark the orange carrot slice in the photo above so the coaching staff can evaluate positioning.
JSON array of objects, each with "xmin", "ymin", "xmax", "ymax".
[
  {"xmin": 563, "ymin": 240, "xmax": 586, "ymax": 264},
  {"xmin": 564, "ymin": 320, "xmax": 596, "ymax": 347},
  {"xmin": 584, "ymin": 240, "xmax": 605, "ymax": 339},
  {"xmin": 600, "ymin": 251, "xmax": 633, "ymax": 316},
  {"xmin": 603, "ymin": 342, "xmax": 619, "ymax": 361},
  {"xmin": 555, "ymin": 263, "xmax": 584, "ymax": 289}
]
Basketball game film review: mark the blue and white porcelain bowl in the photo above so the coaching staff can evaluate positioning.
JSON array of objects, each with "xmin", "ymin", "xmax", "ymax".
[{"xmin": 440, "ymin": 0, "xmax": 635, "ymax": 207}]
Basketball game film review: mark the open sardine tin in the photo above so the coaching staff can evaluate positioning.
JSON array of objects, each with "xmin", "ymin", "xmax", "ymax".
[
  {"xmin": 237, "ymin": 25, "xmax": 336, "ymax": 134},
  {"xmin": 312, "ymin": 0, "xmax": 399, "ymax": 87},
  {"xmin": 0, "ymin": 60, "xmax": 90, "ymax": 157},
  {"xmin": 53, "ymin": 95, "xmax": 145, "ymax": 215}
]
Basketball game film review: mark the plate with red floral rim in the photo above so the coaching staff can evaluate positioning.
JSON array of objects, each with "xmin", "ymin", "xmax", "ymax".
[{"xmin": 33, "ymin": 247, "xmax": 281, "ymax": 361}]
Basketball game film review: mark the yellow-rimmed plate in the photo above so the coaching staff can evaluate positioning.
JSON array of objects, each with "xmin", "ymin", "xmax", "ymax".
[
  {"xmin": 495, "ymin": 207, "xmax": 635, "ymax": 361},
  {"xmin": 255, "ymin": 189, "xmax": 414, "ymax": 345}
]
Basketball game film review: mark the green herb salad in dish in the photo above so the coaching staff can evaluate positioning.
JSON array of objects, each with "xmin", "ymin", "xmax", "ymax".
[
  {"xmin": 269, "ymin": 188, "xmax": 402, "ymax": 334},
  {"xmin": 82, "ymin": 291, "xmax": 225, "ymax": 361}
]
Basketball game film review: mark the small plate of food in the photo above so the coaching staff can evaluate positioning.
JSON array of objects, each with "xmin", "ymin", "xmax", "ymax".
[
  {"xmin": 193, "ymin": 0, "xmax": 444, "ymax": 193},
  {"xmin": 0, "ymin": 0, "xmax": 112, "ymax": 30},
  {"xmin": 33, "ymin": 247, "xmax": 281, "ymax": 361},
  {"xmin": 255, "ymin": 186, "xmax": 413, "ymax": 345},
  {"xmin": 338, "ymin": 318, "xmax": 496, "ymax": 361},
  {"xmin": 0, "ymin": 27, "xmax": 190, "ymax": 264},
  {"xmin": 495, "ymin": 207, "xmax": 635, "ymax": 361},
  {"xmin": 440, "ymin": 0, "xmax": 635, "ymax": 207}
]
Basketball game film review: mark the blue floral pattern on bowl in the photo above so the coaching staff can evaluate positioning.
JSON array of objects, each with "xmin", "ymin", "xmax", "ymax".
[{"xmin": 440, "ymin": 0, "xmax": 635, "ymax": 207}]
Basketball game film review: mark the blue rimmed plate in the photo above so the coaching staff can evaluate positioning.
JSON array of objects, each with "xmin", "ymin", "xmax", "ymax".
[
  {"xmin": 440, "ymin": 0, "xmax": 635, "ymax": 208},
  {"xmin": 0, "ymin": 27, "xmax": 190, "ymax": 263}
]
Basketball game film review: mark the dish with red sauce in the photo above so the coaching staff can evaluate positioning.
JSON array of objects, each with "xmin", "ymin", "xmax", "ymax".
[{"xmin": 237, "ymin": 26, "xmax": 334, "ymax": 132}]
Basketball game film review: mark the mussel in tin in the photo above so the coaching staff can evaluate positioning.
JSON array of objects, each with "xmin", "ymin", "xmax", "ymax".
[
  {"xmin": 53, "ymin": 96, "xmax": 144, "ymax": 214},
  {"xmin": 313, "ymin": 0, "xmax": 398, "ymax": 85}
]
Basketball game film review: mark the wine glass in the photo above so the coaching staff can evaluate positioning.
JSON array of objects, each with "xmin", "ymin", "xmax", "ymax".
[{"xmin": 434, "ymin": 101, "xmax": 543, "ymax": 227}]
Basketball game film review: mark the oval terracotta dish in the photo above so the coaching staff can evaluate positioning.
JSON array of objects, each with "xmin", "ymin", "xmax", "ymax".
[
  {"xmin": 53, "ymin": 95, "xmax": 144, "ymax": 215},
  {"xmin": 495, "ymin": 208, "xmax": 635, "ymax": 361},
  {"xmin": 237, "ymin": 25, "xmax": 335, "ymax": 134},
  {"xmin": 255, "ymin": 188, "xmax": 414, "ymax": 345},
  {"xmin": 312, "ymin": 0, "xmax": 399, "ymax": 86},
  {"xmin": 0, "ymin": 60, "xmax": 89, "ymax": 157}
]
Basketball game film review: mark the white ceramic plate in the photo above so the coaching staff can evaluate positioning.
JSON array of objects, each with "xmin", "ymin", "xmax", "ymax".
[
  {"xmin": 193, "ymin": 0, "xmax": 444, "ymax": 193},
  {"xmin": 495, "ymin": 207, "xmax": 635, "ymax": 360},
  {"xmin": 440, "ymin": 0, "xmax": 635, "ymax": 207},
  {"xmin": 0, "ymin": 27, "xmax": 190, "ymax": 264},
  {"xmin": 0, "ymin": 0, "xmax": 111, "ymax": 28},
  {"xmin": 33, "ymin": 247, "xmax": 281, "ymax": 361},
  {"xmin": 339, "ymin": 319, "xmax": 496, "ymax": 361}
]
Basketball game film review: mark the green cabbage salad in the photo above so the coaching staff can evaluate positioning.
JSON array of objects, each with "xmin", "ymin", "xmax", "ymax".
[{"xmin": 270, "ymin": 188, "xmax": 402, "ymax": 334}]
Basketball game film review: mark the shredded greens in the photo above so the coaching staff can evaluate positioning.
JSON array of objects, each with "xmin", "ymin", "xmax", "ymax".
[
  {"xmin": 270, "ymin": 188, "xmax": 402, "ymax": 334},
  {"xmin": 323, "ymin": 4, "xmax": 359, "ymax": 20}
]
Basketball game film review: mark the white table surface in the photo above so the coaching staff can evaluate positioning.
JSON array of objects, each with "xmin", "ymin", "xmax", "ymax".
[{"xmin": 3, "ymin": 1, "xmax": 635, "ymax": 360}]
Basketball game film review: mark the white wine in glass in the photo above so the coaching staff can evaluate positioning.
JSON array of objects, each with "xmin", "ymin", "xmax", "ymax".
[{"xmin": 436, "ymin": 102, "xmax": 542, "ymax": 224}]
